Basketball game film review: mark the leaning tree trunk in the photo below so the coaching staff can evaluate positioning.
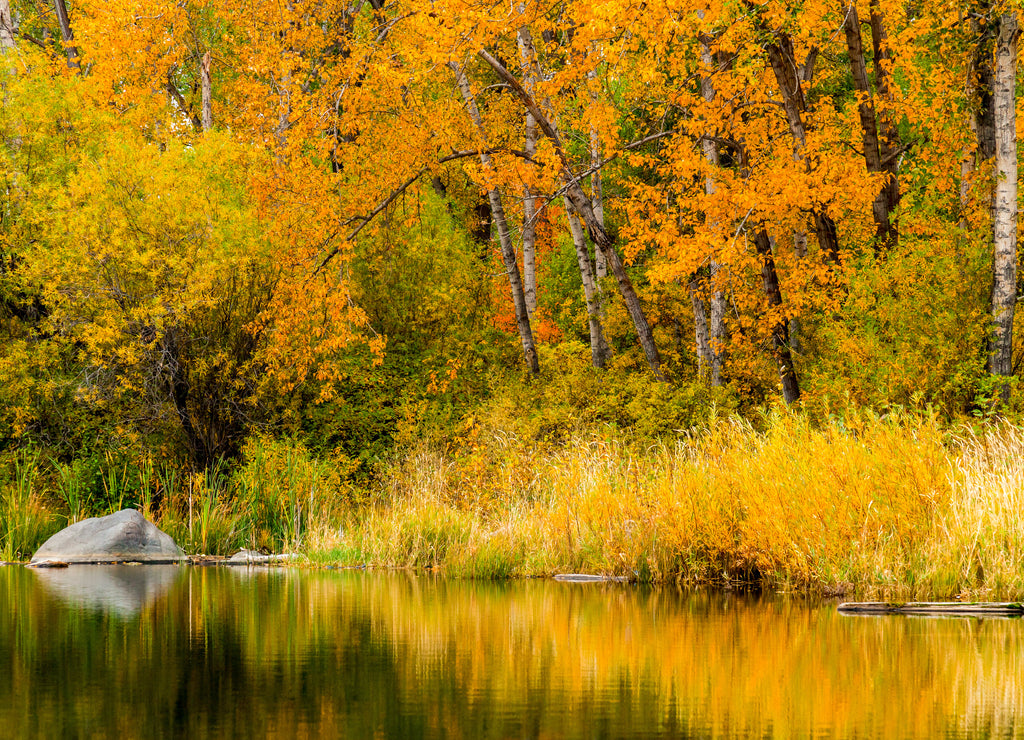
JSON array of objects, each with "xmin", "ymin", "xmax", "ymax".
[
  {"xmin": 520, "ymin": 29, "xmax": 611, "ymax": 367},
  {"xmin": 734, "ymin": 132, "xmax": 801, "ymax": 404},
  {"xmin": 477, "ymin": 46, "xmax": 663, "ymax": 378},
  {"xmin": 843, "ymin": 3, "xmax": 900, "ymax": 253},
  {"xmin": 989, "ymin": 12, "xmax": 1019, "ymax": 396},
  {"xmin": 452, "ymin": 61, "xmax": 539, "ymax": 375}
]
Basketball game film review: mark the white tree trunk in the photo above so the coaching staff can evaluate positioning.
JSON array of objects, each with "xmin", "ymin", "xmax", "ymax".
[
  {"xmin": 201, "ymin": 52, "xmax": 213, "ymax": 132},
  {"xmin": 689, "ymin": 277, "xmax": 713, "ymax": 380},
  {"xmin": 566, "ymin": 197, "xmax": 610, "ymax": 368},
  {"xmin": 522, "ymin": 110, "xmax": 538, "ymax": 316},
  {"xmin": 517, "ymin": 26, "xmax": 538, "ymax": 317},
  {"xmin": 478, "ymin": 47, "xmax": 663, "ymax": 378},
  {"xmin": 990, "ymin": 12, "xmax": 1019, "ymax": 388},
  {"xmin": 589, "ymin": 106, "xmax": 608, "ymax": 280},
  {"xmin": 518, "ymin": 26, "xmax": 611, "ymax": 368},
  {"xmin": 0, "ymin": 0, "xmax": 15, "ymax": 51},
  {"xmin": 700, "ymin": 37, "xmax": 726, "ymax": 386}
]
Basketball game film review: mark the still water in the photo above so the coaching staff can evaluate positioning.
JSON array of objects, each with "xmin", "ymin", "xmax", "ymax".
[{"xmin": 2, "ymin": 565, "xmax": 1023, "ymax": 739}]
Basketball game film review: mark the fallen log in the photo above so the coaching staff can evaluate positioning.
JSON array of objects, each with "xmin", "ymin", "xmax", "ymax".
[{"xmin": 838, "ymin": 601, "xmax": 1024, "ymax": 617}]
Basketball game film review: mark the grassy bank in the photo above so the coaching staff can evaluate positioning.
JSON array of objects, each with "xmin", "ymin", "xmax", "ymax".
[
  {"xmin": 5, "ymin": 412, "xmax": 1024, "ymax": 599},
  {"xmin": 317, "ymin": 412, "xmax": 1024, "ymax": 599}
]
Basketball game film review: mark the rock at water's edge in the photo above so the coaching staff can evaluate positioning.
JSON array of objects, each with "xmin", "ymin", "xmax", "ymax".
[{"xmin": 30, "ymin": 509, "xmax": 186, "ymax": 564}]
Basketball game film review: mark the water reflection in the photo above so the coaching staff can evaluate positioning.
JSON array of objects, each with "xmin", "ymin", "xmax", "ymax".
[
  {"xmin": 1, "ymin": 566, "xmax": 1023, "ymax": 739},
  {"xmin": 33, "ymin": 564, "xmax": 183, "ymax": 617}
]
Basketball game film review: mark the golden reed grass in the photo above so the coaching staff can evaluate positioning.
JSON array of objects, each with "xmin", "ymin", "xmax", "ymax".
[{"xmin": 313, "ymin": 412, "xmax": 1024, "ymax": 598}]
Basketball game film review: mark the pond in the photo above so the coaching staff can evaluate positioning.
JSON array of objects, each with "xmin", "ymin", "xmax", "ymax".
[{"xmin": 2, "ymin": 565, "xmax": 1022, "ymax": 739}]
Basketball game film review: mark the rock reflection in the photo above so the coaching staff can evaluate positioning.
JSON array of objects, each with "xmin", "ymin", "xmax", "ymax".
[{"xmin": 33, "ymin": 564, "xmax": 183, "ymax": 617}]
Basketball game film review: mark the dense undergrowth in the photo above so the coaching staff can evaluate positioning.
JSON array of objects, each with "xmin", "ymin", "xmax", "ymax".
[{"xmin": 5, "ymin": 403, "xmax": 1024, "ymax": 600}]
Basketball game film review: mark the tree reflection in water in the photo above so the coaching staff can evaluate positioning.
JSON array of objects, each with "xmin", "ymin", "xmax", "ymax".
[{"xmin": 1, "ymin": 566, "xmax": 1021, "ymax": 738}]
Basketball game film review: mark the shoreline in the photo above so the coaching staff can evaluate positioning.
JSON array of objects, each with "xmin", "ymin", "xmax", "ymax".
[{"xmin": 6, "ymin": 413, "xmax": 1024, "ymax": 600}]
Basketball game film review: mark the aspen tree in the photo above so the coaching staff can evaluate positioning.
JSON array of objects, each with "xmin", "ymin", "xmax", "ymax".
[
  {"xmin": 201, "ymin": 51, "xmax": 212, "ymax": 132},
  {"xmin": 518, "ymin": 21, "xmax": 609, "ymax": 367},
  {"xmin": 53, "ymin": 0, "xmax": 80, "ymax": 70},
  {"xmin": 516, "ymin": 19, "xmax": 538, "ymax": 318},
  {"xmin": 843, "ymin": 2, "xmax": 900, "ymax": 252},
  {"xmin": 695, "ymin": 32, "xmax": 726, "ymax": 386},
  {"xmin": 989, "ymin": 10, "xmax": 1018, "ymax": 395}
]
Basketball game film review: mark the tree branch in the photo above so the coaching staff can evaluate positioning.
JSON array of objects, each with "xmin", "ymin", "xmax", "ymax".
[
  {"xmin": 438, "ymin": 147, "xmax": 540, "ymax": 165},
  {"xmin": 166, "ymin": 71, "xmax": 202, "ymax": 132},
  {"xmin": 312, "ymin": 125, "xmax": 673, "ymax": 276},
  {"xmin": 17, "ymin": 30, "xmax": 48, "ymax": 51},
  {"xmin": 314, "ymin": 167, "xmax": 427, "ymax": 275}
]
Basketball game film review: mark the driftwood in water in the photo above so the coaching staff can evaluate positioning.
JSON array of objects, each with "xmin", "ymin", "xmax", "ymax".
[
  {"xmin": 554, "ymin": 574, "xmax": 629, "ymax": 583},
  {"xmin": 838, "ymin": 602, "xmax": 1024, "ymax": 617},
  {"xmin": 188, "ymin": 552, "xmax": 304, "ymax": 566},
  {"xmin": 223, "ymin": 550, "xmax": 303, "ymax": 566},
  {"xmin": 25, "ymin": 560, "xmax": 69, "ymax": 569}
]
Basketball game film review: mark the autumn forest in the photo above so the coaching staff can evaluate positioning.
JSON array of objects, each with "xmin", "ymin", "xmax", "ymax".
[{"xmin": 3, "ymin": 0, "xmax": 1024, "ymax": 595}]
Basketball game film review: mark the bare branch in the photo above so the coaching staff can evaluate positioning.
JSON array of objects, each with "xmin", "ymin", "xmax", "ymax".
[
  {"xmin": 314, "ymin": 167, "xmax": 427, "ymax": 275},
  {"xmin": 438, "ymin": 147, "xmax": 540, "ymax": 165},
  {"xmin": 17, "ymin": 30, "xmax": 48, "ymax": 51}
]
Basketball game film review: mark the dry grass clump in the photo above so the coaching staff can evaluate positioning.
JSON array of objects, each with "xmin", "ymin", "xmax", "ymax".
[{"xmin": 0, "ymin": 450, "xmax": 59, "ymax": 561}]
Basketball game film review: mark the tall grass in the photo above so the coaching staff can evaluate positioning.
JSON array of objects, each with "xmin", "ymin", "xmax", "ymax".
[
  {"xmin": 0, "ymin": 450, "xmax": 58, "ymax": 561},
  {"xmin": 232, "ymin": 436, "xmax": 346, "ymax": 552},
  {"xmin": 157, "ymin": 462, "xmax": 240, "ymax": 556},
  {"xmin": 314, "ymin": 411, "xmax": 1024, "ymax": 597},
  {"xmin": 936, "ymin": 425, "xmax": 1024, "ymax": 596},
  {"xmin": 53, "ymin": 458, "xmax": 89, "ymax": 524}
]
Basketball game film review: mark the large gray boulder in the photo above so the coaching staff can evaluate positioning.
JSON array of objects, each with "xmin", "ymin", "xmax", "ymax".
[{"xmin": 30, "ymin": 509, "xmax": 186, "ymax": 565}]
